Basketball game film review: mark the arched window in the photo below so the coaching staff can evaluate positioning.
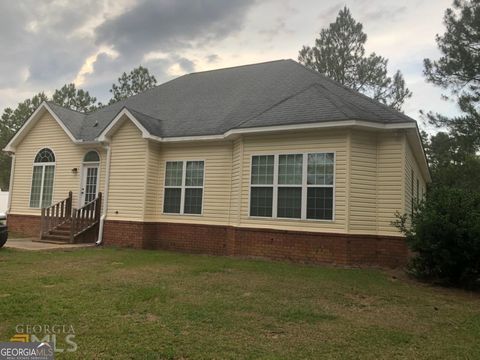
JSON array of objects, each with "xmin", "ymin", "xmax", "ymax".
[
  {"xmin": 83, "ymin": 150, "xmax": 100, "ymax": 163},
  {"xmin": 30, "ymin": 148, "xmax": 55, "ymax": 208},
  {"xmin": 34, "ymin": 148, "xmax": 55, "ymax": 163}
]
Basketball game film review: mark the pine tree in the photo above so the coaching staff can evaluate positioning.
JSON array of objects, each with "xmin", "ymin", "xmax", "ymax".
[
  {"xmin": 298, "ymin": 6, "xmax": 412, "ymax": 111},
  {"xmin": 109, "ymin": 66, "xmax": 157, "ymax": 105}
]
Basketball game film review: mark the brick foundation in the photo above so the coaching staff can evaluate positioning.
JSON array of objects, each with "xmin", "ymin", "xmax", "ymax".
[
  {"xmin": 7, "ymin": 214, "xmax": 408, "ymax": 268},
  {"xmin": 7, "ymin": 214, "xmax": 41, "ymax": 237},
  {"xmin": 104, "ymin": 220, "xmax": 408, "ymax": 268}
]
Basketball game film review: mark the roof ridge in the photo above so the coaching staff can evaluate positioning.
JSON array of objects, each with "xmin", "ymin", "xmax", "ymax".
[
  {"xmin": 309, "ymin": 83, "xmax": 358, "ymax": 119},
  {"xmin": 233, "ymin": 83, "xmax": 321, "ymax": 129},
  {"xmin": 126, "ymin": 107, "xmax": 166, "ymax": 122},
  {"xmin": 90, "ymin": 72, "xmax": 190, "ymax": 112},
  {"xmin": 287, "ymin": 60, "xmax": 415, "ymax": 123},
  {"xmin": 188, "ymin": 59, "xmax": 288, "ymax": 76},
  {"xmin": 46, "ymin": 101, "xmax": 88, "ymax": 116},
  {"xmin": 312, "ymin": 82, "xmax": 386, "ymax": 121},
  {"xmin": 91, "ymin": 60, "xmax": 289, "ymax": 114}
]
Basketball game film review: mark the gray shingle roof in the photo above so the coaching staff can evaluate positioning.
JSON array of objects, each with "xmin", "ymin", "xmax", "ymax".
[{"xmin": 47, "ymin": 59, "xmax": 416, "ymax": 141}]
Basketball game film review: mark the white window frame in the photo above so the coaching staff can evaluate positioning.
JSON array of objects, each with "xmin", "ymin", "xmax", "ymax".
[
  {"xmin": 29, "ymin": 148, "xmax": 56, "ymax": 209},
  {"xmin": 163, "ymin": 160, "xmax": 205, "ymax": 215},
  {"xmin": 248, "ymin": 152, "xmax": 336, "ymax": 222}
]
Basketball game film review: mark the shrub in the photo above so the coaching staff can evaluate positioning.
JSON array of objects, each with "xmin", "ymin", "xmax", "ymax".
[{"xmin": 394, "ymin": 187, "xmax": 480, "ymax": 289}]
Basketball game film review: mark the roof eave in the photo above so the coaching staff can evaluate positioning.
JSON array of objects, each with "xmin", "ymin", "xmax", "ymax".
[
  {"xmin": 3, "ymin": 102, "xmax": 81, "ymax": 153},
  {"xmin": 96, "ymin": 107, "xmax": 152, "ymax": 142},
  {"xmin": 141, "ymin": 120, "xmax": 417, "ymax": 143}
]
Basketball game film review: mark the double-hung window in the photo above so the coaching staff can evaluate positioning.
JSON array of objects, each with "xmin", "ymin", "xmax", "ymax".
[
  {"xmin": 163, "ymin": 160, "xmax": 204, "ymax": 215},
  {"xmin": 250, "ymin": 152, "xmax": 335, "ymax": 220},
  {"xmin": 30, "ymin": 148, "xmax": 55, "ymax": 208},
  {"xmin": 250, "ymin": 155, "xmax": 274, "ymax": 217}
]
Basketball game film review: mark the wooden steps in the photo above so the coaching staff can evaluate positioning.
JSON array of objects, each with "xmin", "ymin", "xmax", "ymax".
[{"xmin": 40, "ymin": 192, "xmax": 102, "ymax": 244}]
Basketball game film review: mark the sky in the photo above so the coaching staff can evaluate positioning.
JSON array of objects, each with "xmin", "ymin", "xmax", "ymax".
[{"xmin": 0, "ymin": 0, "xmax": 460, "ymax": 129}]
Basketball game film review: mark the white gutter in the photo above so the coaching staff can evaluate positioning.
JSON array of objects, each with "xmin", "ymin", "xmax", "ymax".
[
  {"xmin": 96, "ymin": 142, "xmax": 112, "ymax": 245},
  {"xmin": 150, "ymin": 120, "xmax": 418, "ymax": 143},
  {"xmin": 6, "ymin": 153, "xmax": 15, "ymax": 214},
  {"xmin": 97, "ymin": 111, "xmax": 418, "ymax": 144}
]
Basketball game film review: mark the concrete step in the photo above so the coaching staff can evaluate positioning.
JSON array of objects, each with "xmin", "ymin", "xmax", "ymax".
[
  {"xmin": 50, "ymin": 229, "xmax": 70, "ymax": 236},
  {"xmin": 35, "ymin": 239, "xmax": 71, "ymax": 245},
  {"xmin": 40, "ymin": 234, "xmax": 70, "ymax": 243}
]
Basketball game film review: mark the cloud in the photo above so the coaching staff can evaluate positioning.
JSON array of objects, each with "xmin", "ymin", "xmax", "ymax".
[
  {"xmin": 0, "ymin": 0, "xmax": 116, "ymax": 102},
  {"xmin": 317, "ymin": 2, "xmax": 344, "ymax": 23},
  {"xmin": 79, "ymin": 52, "xmax": 197, "ymax": 104},
  {"xmin": 94, "ymin": 0, "xmax": 255, "ymax": 63},
  {"xmin": 360, "ymin": 6, "xmax": 407, "ymax": 23},
  {"xmin": 0, "ymin": 0, "xmax": 460, "ymax": 125},
  {"xmin": 206, "ymin": 54, "xmax": 220, "ymax": 63},
  {"xmin": 75, "ymin": 0, "xmax": 255, "ymax": 104},
  {"xmin": 175, "ymin": 57, "xmax": 195, "ymax": 73},
  {"xmin": 259, "ymin": 17, "xmax": 294, "ymax": 40}
]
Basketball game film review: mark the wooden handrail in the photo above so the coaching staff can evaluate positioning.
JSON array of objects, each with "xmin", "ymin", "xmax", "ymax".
[
  {"xmin": 40, "ymin": 191, "xmax": 72, "ymax": 237},
  {"xmin": 69, "ymin": 192, "xmax": 102, "ymax": 243}
]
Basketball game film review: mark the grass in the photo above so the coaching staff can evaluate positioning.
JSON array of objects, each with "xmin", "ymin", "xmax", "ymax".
[{"xmin": 0, "ymin": 247, "xmax": 479, "ymax": 359}]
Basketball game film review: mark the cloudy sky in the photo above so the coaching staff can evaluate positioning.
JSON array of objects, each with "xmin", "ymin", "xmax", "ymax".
[{"xmin": 0, "ymin": 0, "xmax": 459, "ymax": 128}]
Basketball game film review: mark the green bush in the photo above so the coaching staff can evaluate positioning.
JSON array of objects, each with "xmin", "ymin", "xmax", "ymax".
[{"xmin": 394, "ymin": 187, "xmax": 480, "ymax": 289}]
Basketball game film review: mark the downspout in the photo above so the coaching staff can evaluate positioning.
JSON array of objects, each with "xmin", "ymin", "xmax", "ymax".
[
  {"xmin": 6, "ymin": 153, "xmax": 15, "ymax": 214},
  {"xmin": 96, "ymin": 142, "xmax": 112, "ymax": 245}
]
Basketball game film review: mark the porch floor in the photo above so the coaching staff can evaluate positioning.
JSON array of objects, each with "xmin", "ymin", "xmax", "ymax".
[{"xmin": 4, "ymin": 237, "xmax": 95, "ymax": 251}]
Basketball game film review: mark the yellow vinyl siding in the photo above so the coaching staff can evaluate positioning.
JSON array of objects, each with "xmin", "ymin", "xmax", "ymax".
[
  {"xmin": 107, "ymin": 119, "xmax": 147, "ymax": 221},
  {"xmin": 348, "ymin": 131, "xmax": 403, "ymax": 236},
  {"xmin": 155, "ymin": 141, "xmax": 233, "ymax": 225},
  {"xmin": 10, "ymin": 111, "xmax": 106, "ymax": 215},
  {"xmin": 349, "ymin": 131, "xmax": 377, "ymax": 233},
  {"xmin": 405, "ymin": 138, "xmax": 427, "ymax": 216},
  {"xmin": 229, "ymin": 137, "xmax": 243, "ymax": 225},
  {"xmin": 376, "ymin": 133, "xmax": 404, "ymax": 235},
  {"xmin": 238, "ymin": 130, "xmax": 347, "ymax": 233},
  {"xmin": 144, "ymin": 140, "xmax": 161, "ymax": 221}
]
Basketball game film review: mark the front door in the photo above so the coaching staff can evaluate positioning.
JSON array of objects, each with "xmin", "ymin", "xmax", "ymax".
[{"xmin": 80, "ymin": 165, "xmax": 99, "ymax": 205}]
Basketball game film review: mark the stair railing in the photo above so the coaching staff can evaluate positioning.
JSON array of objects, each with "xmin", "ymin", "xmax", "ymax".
[
  {"xmin": 40, "ymin": 191, "xmax": 73, "ymax": 238},
  {"xmin": 69, "ymin": 193, "xmax": 102, "ymax": 243}
]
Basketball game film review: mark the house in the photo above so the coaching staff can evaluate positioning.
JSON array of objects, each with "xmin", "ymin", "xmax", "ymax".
[
  {"xmin": 3, "ymin": 60, "xmax": 430, "ymax": 267},
  {"xmin": 0, "ymin": 190, "xmax": 8, "ymax": 213}
]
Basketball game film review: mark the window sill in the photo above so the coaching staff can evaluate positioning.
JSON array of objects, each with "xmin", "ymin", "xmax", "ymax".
[
  {"xmin": 247, "ymin": 216, "xmax": 335, "ymax": 223},
  {"xmin": 161, "ymin": 212, "xmax": 203, "ymax": 217}
]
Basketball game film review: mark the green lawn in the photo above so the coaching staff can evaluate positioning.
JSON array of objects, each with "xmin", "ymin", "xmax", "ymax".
[{"xmin": 0, "ymin": 247, "xmax": 479, "ymax": 359}]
